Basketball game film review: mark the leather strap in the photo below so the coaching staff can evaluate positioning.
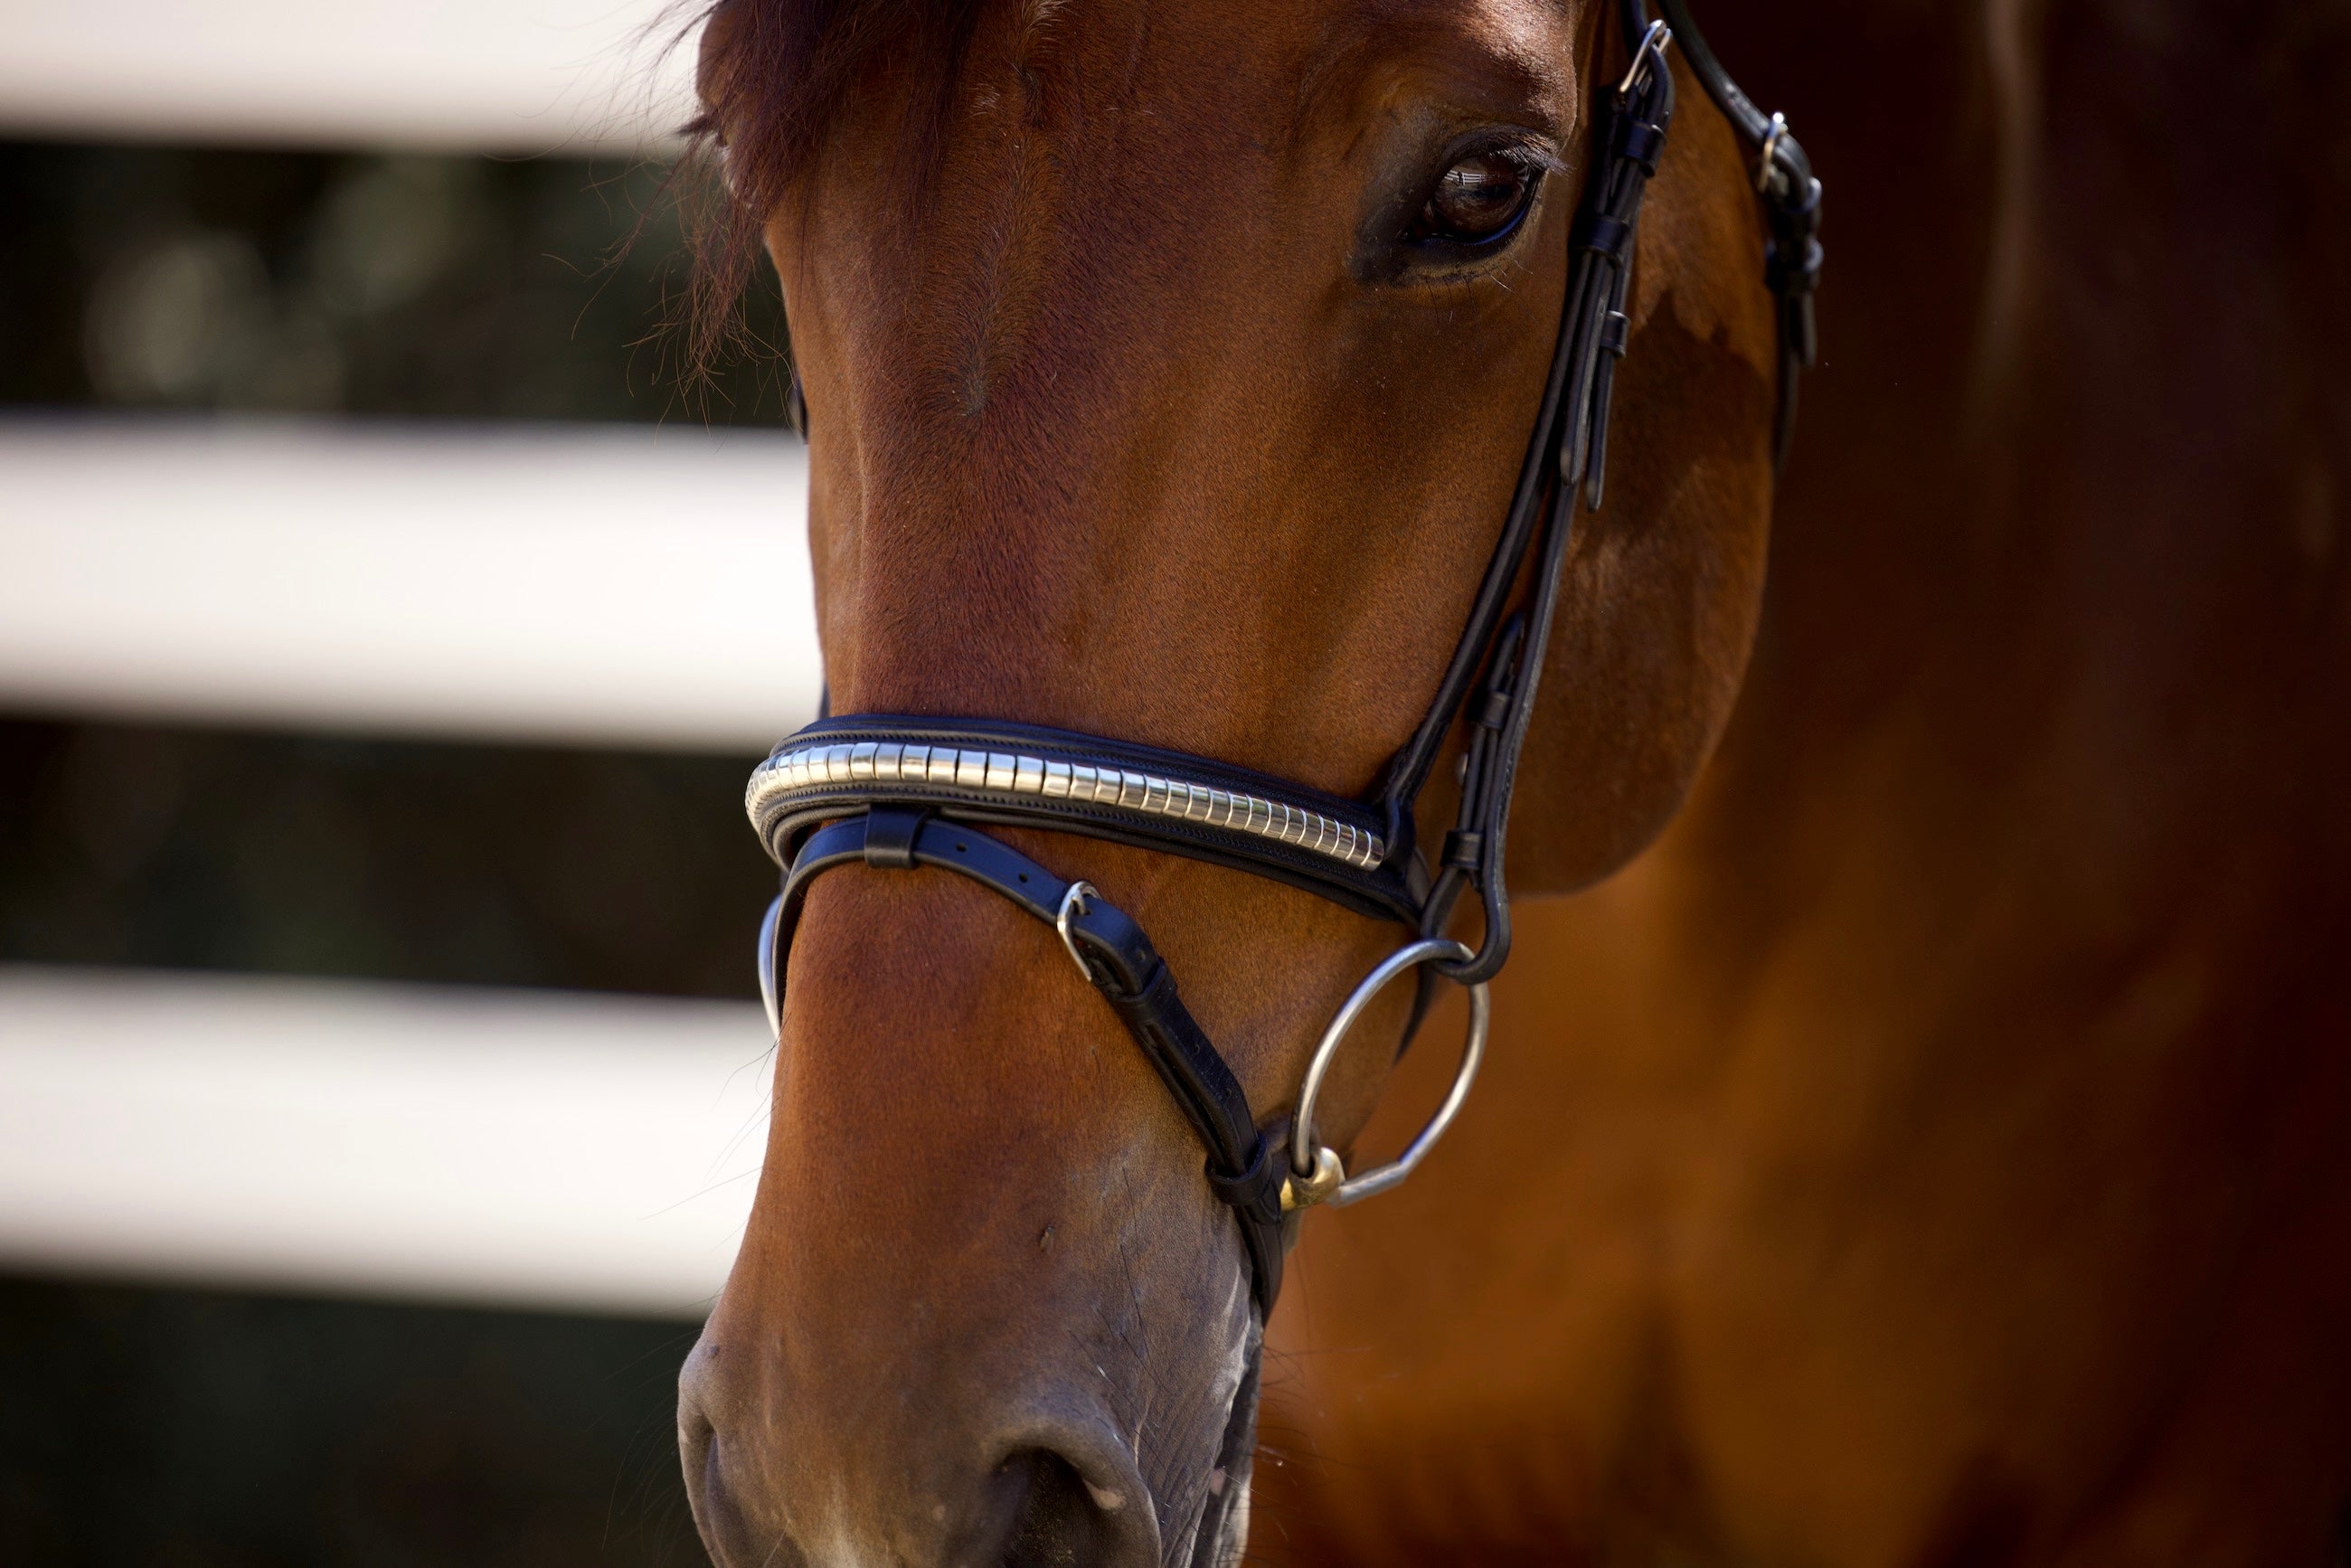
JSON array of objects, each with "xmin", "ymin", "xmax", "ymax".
[
  {"xmin": 1365, "ymin": 26, "xmax": 1676, "ymax": 904},
  {"xmin": 1387, "ymin": 26, "xmax": 1677, "ymax": 988},
  {"xmin": 751, "ymin": 715, "xmax": 1415, "ymax": 926},
  {"xmin": 773, "ymin": 809, "xmax": 1288, "ymax": 1314},
  {"xmin": 1646, "ymin": 0, "xmax": 1823, "ymax": 468}
]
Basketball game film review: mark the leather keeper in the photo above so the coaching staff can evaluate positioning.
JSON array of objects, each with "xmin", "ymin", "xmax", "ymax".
[{"xmin": 862, "ymin": 807, "xmax": 924, "ymax": 869}]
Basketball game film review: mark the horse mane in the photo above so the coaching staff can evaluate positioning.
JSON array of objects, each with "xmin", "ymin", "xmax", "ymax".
[{"xmin": 680, "ymin": 0, "xmax": 979, "ymax": 376}]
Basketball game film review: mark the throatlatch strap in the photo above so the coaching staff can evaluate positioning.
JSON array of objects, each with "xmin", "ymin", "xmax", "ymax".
[
  {"xmin": 1647, "ymin": 0, "xmax": 1823, "ymax": 467},
  {"xmin": 775, "ymin": 810, "xmax": 1288, "ymax": 1314}
]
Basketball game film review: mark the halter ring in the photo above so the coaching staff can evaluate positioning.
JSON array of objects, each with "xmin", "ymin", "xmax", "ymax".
[{"xmin": 1285, "ymin": 938, "xmax": 1492, "ymax": 1211}]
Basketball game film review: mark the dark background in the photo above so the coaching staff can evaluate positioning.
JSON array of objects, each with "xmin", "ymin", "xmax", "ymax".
[
  {"xmin": 0, "ymin": 135, "xmax": 791, "ymax": 1566},
  {"xmin": 0, "ymin": 140, "xmax": 787, "ymax": 423}
]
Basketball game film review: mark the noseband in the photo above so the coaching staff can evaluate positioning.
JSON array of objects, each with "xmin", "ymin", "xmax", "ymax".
[{"xmin": 746, "ymin": 0, "xmax": 1821, "ymax": 1317}]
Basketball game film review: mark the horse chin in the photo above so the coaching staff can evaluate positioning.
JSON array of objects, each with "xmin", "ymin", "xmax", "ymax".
[{"xmin": 1184, "ymin": 1319, "xmax": 1263, "ymax": 1568}]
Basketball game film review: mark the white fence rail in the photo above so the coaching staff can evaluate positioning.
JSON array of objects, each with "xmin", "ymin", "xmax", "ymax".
[
  {"xmin": 0, "ymin": 417, "xmax": 817, "ymax": 752},
  {"xmin": 0, "ymin": 967, "xmax": 770, "ymax": 1318},
  {"xmin": 0, "ymin": 0, "xmax": 695, "ymax": 153},
  {"xmin": 0, "ymin": 418, "xmax": 812, "ymax": 1311}
]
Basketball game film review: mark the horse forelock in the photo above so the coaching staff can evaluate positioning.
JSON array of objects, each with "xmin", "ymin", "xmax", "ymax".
[{"xmin": 684, "ymin": 0, "xmax": 1600, "ymax": 381}]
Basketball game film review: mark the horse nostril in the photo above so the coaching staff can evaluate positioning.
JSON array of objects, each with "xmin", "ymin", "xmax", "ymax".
[
  {"xmin": 996, "ymin": 1450, "xmax": 1128, "ymax": 1568},
  {"xmin": 679, "ymin": 1389, "xmax": 767, "ymax": 1568}
]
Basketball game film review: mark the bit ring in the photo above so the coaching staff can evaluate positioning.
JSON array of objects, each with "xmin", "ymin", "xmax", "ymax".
[{"xmin": 1287, "ymin": 938, "xmax": 1492, "ymax": 1210}]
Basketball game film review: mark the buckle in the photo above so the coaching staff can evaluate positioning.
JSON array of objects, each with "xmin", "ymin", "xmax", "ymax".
[
  {"xmin": 1053, "ymin": 880, "xmax": 1100, "ymax": 983},
  {"xmin": 1616, "ymin": 19, "xmax": 1674, "ymax": 103}
]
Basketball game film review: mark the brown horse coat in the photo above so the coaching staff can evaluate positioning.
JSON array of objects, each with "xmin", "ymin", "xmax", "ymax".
[
  {"xmin": 1259, "ymin": 1, "xmax": 2351, "ymax": 1562},
  {"xmin": 682, "ymin": 0, "xmax": 2351, "ymax": 1563}
]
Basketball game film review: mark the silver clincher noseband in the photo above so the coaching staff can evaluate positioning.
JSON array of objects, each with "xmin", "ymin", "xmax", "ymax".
[{"xmin": 747, "ymin": 0, "xmax": 1818, "ymax": 1318}]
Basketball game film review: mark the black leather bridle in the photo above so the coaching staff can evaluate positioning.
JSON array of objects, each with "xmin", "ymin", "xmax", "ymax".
[{"xmin": 746, "ymin": 0, "xmax": 1820, "ymax": 1318}]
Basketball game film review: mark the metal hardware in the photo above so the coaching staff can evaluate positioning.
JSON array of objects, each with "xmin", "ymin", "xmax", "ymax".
[
  {"xmin": 1618, "ymin": 18, "xmax": 1673, "ymax": 101},
  {"xmin": 757, "ymin": 893, "xmax": 783, "ymax": 1042},
  {"xmin": 1281, "ymin": 1145, "xmax": 1346, "ymax": 1212},
  {"xmin": 1287, "ymin": 938, "xmax": 1492, "ymax": 1210},
  {"xmin": 1756, "ymin": 111, "xmax": 1788, "ymax": 193},
  {"xmin": 1054, "ymin": 881, "xmax": 1099, "ymax": 982},
  {"xmin": 749, "ymin": 741, "xmax": 1387, "ymax": 872}
]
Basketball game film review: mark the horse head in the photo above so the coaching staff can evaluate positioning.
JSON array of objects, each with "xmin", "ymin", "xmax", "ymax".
[{"xmin": 678, "ymin": 1, "xmax": 1787, "ymax": 1562}]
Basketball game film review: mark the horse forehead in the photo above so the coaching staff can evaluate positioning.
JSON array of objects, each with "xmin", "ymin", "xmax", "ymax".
[
  {"xmin": 1011, "ymin": 0, "xmax": 1573, "ymax": 147},
  {"xmin": 879, "ymin": 0, "xmax": 1574, "ymax": 193},
  {"xmin": 821, "ymin": 0, "xmax": 1575, "ymax": 373}
]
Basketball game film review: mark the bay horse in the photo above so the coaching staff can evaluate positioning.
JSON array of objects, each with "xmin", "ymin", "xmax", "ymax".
[
  {"xmin": 1239, "ymin": 0, "xmax": 2351, "ymax": 1563},
  {"xmin": 677, "ymin": 0, "xmax": 2351, "ymax": 1562}
]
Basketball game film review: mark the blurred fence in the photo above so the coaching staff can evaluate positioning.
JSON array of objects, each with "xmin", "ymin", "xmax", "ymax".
[
  {"xmin": 0, "ymin": 968, "xmax": 768, "ymax": 1318},
  {"xmin": 0, "ymin": 0, "xmax": 696, "ymax": 153},
  {"xmin": 0, "ymin": 418, "xmax": 816, "ymax": 750},
  {"xmin": 0, "ymin": 0, "xmax": 806, "ymax": 1325}
]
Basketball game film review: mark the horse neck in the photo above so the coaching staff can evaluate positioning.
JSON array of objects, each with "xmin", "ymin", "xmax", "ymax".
[{"xmin": 1688, "ymin": 0, "xmax": 2350, "ymax": 989}]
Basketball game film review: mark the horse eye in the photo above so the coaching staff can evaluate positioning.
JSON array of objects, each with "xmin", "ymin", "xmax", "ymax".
[{"xmin": 1415, "ymin": 151, "xmax": 1537, "ymax": 245}]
